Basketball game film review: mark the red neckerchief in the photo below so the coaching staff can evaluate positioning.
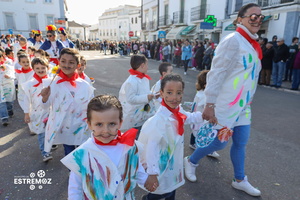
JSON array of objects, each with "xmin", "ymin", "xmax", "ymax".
[
  {"xmin": 128, "ymin": 68, "xmax": 151, "ymax": 80},
  {"xmin": 94, "ymin": 128, "xmax": 137, "ymax": 146},
  {"xmin": 236, "ymin": 27, "xmax": 263, "ymax": 60},
  {"xmin": 33, "ymin": 73, "xmax": 48, "ymax": 87},
  {"xmin": 79, "ymin": 72, "xmax": 85, "ymax": 80},
  {"xmin": 15, "ymin": 67, "xmax": 33, "ymax": 74},
  {"xmin": 56, "ymin": 70, "xmax": 79, "ymax": 87},
  {"xmin": 161, "ymin": 99, "xmax": 187, "ymax": 135},
  {"xmin": 0, "ymin": 58, "xmax": 5, "ymax": 65},
  {"xmin": 21, "ymin": 45, "xmax": 27, "ymax": 50},
  {"xmin": 7, "ymin": 56, "xmax": 14, "ymax": 62}
]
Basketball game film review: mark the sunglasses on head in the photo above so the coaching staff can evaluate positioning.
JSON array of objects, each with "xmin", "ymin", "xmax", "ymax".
[
  {"xmin": 46, "ymin": 35, "xmax": 53, "ymax": 38},
  {"xmin": 242, "ymin": 14, "xmax": 265, "ymax": 22}
]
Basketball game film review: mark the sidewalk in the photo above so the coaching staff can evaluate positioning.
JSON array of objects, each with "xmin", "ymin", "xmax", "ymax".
[{"xmin": 260, "ymin": 80, "xmax": 300, "ymax": 94}]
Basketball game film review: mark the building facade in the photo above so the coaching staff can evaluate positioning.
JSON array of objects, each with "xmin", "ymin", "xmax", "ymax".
[
  {"xmin": 0, "ymin": 0, "xmax": 67, "ymax": 37},
  {"xmin": 98, "ymin": 5, "xmax": 141, "ymax": 42}
]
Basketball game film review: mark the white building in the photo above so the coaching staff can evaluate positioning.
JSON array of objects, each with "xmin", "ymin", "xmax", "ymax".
[
  {"xmin": 68, "ymin": 21, "xmax": 90, "ymax": 41},
  {"xmin": 0, "ymin": 0, "xmax": 67, "ymax": 37},
  {"xmin": 98, "ymin": 5, "xmax": 141, "ymax": 41}
]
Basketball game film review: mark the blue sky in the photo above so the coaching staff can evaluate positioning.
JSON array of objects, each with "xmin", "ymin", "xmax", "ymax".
[{"xmin": 66, "ymin": 0, "xmax": 141, "ymax": 25}]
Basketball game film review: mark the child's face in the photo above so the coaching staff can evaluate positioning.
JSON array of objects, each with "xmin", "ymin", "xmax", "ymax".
[
  {"xmin": 88, "ymin": 108, "xmax": 122, "ymax": 144},
  {"xmin": 19, "ymin": 57, "xmax": 31, "ymax": 69},
  {"xmin": 34, "ymin": 53, "xmax": 42, "ymax": 58},
  {"xmin": 160, "ymin": 81, "xmax": 183, "ymax": 109},
  {"xmin": 139, "ymin": 61, "xmax": 148, "ymax": 74},
  {"xmin": 28, "ymin": 49, "xmax": 33, "ymax": 55},
  {"xmin": 59, "ymin": 54, "xmax": 80, "ymax": 77},
  {"xmin": 78, "ymin": 61, "xmax": 86, "ymax": 73},
  {"xmin": 162, "ymin": 66, "xmax": 173, "ymax": 78},
  {"xmin": 33, "ymin": 63, "xmax": 48, "ymax": 77},
  {"xmin": 7, "ymin": 52, "xmax": 14, "ymax": 58}
]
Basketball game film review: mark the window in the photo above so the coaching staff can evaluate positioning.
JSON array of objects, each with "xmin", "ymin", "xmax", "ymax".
[
  {"xmin": 4, "ymin": 13, "xmax": 15, "ymax": 29},
  {"xmin": 135, "ymin": 17, "xmax": 137, "ymax": 23},
  {"xmin": 99, "ymin": 31, "xmax": 102, "ymax": 36},
  {"xmin": 29, "ymin": 14, "xmax": 38, "ymax": 30},
  {"xmin": 131, "ymin": 18, "xmax": 133, "ymax": 24},
  {"xmin": 44, "ymin": 0, "xmax": 52, "ymax": 3},
  {"xmin": 45, "ymin": 15, "xmax": 54, "ymax": 25}
]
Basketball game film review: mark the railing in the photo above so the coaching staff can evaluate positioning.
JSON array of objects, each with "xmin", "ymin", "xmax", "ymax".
[
  {"xmin": 237, "ymin": 0, "xmax": 297, "ymax": 10},
  {"xmin": 159, "ymin": 15, "xmax": 171, "ymax": 26},
  {"xmin": 190, "ymin": 5, "xmax": 206, "ymax": 21},
  {"xmin": 149, "ymin": 20, "xmax": 157, "ymax": 30},
  {"xmin": 173, "ymin": 11, "xmax": 188, "ymax": 24},
  {"xmin": 142, "ymin": 22, "xmax": 146, "ymax": 30}
]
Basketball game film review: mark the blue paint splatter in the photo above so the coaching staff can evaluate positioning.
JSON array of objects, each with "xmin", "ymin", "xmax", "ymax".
[{"xmin": 243, "ymin": 56, "xmax": 247, "ymax": 70}]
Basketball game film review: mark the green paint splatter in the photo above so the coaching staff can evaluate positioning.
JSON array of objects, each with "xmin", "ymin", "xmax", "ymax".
[
  {"xmin": 233, "ymin": 77, "xmax": 240, "ymax": 89},
  {"xmin": 252, "ymin": 81, "xmax": 255, "ymax": 89},
  {"xmin": 249, "ymin": 54, "xmax": 252, "ymax": 63},
  {"xmin": 244, "ymin": 72, "xmax": 249, "ymax": 80},
  {"xmin": 239, "ymin": 99, "xmax": 244, "ymax": 107},
  {"xmin": 228, "ymin": 111, "xmax": 239, "ymax": 119}
]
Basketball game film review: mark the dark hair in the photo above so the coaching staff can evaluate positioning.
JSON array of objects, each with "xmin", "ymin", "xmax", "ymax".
[
  {"xmin": 130, "ymin": 54, "xmax": 147, "ymax": 70},
  {"xmin": 18, "ymin": 53, "xmax": 29, "ymax": 62},
  {"xmin": 80, "ymin": 55, "xmax": 87, "ymax": 65},
  {"xmin": 233, "ymin": 3, "xmax": 260, "ymax": 25},
  {"xmin": 292, "ymin": 37, "xmax": 299, "ymax": 43},
  {"xmin": 5, "ymin": 48, "xmax": 13, "ymax": 56},
  {"xmin": 47, "ymin": 30, "xmax": 56, "ymax": 36},
  {"xmin": 35, "ymin": 49, "xmax": 46, "ymax": 57},
  {"xmin": 28, "ymin": 46, "xmax": 37, "ymax": 52},
  {"xmin": 44, "ymin": 51, "xmax": 50, "ymax": 58},
  {"xmin": 263, "ymin": 38, "xmax": 268, "ymax": 45},
  {"xmin": 161, "ymin": 73, "xmax": 185, "ymax": 91},
  {"xmin": 196, "ymin": 70, "xmax": 209, "ymax": 91},
  {"xmin": 158, "ymin": 62, "xmax": 172, "ymax": 76},
  {"xmin": 87, "ymin": 95, "xmax": 123, "ymax": 122},
  {"xmin": 59, "ymin": 48, "xmax": 80, "ymax": 64},
  {"xmin": 31, "ymin": 57, "xmax": 49, "ymax": 69}
]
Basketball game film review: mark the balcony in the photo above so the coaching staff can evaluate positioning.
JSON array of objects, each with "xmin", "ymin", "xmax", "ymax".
[
  {"xmin": 149, "ymin": 20, "xmax": 157, "ymax": 31},
  {"xmin": 173, "ymin": 11, "xmax": 188, "ymax": 24},
  {"xmin": 191, "ymin": 5, "xmax": 206, "ymax": 21},
  {"xmin": 159, "ymin": 15, "xmax": 172, "ymax": 27},
  {"xmin": 237, "ymin": 0, "xmax": 297, "ymax": 10}
]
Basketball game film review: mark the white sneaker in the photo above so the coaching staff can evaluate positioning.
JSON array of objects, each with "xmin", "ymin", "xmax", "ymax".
[
  {"xmin": 191, "ymin": 67, "xmax": 196, "ymax": 71},
  {"xmin": 207, "ymin": 151, "xmax": 220, "ymax": 158},
  {"xmin": 184, "ymin": 72, "xmax": 187, "ymax": 75},
  {"xmin": 232, "ymin": 176, "xmax": 261, "ymax": 196},
  {"xmin": 184, "ymin": 156, "xmax": 198, "ymax": 182}
]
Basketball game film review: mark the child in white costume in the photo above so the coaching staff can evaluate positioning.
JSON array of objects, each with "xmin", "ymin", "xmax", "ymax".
[
  {"xmin": 22, "ymin": 58, "xmax": 52, "ymax": 161},
  {"xmin": 78, "ymin": 56, "xmax": 92, "ymax": 85},
  {"xmin": 61, "ymin": 95, "xmax": 156, "ymax": 200},
  {"xmin": 151, "ymin": 62, "xmax": 173, "ymax": 110},
  {"xmin": 0, "ymin": 52, "xmax": 15, "ymax": 126},
  {"xmin": 15, "ymin": 54, "xmax": 34, "ymax": 112},
  {"xmin": 119, "ymin": 55, "xmax": 155, "ymax": 135},
  {"xmin": 41, "ymin": 48, "xmax": 94, "ymax": 156},
  {"xmin": 138, "ymin": 74, "xmax": 203, "ymax": 199}
]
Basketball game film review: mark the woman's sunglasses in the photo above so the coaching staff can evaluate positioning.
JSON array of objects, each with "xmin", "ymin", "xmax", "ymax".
[
  {"xmin": 46, "ymin": 35, "xmax": 53, "ymax": 38},
  {"xmin": 242, "ymin": 14, "xmax": 265, "ymax": 22}
]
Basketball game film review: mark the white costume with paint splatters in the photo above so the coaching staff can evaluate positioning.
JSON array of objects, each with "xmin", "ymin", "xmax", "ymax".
[
  {"xmin": 205, "ymin": 24, "xmax": 261, "ymax": 129},
  {"xmin": 138, "ymin": 105, "xmax": 203, "ymax": 194},
  {"xmin": 119, "ymin": 74, "xmax": 155, "ymax": 130},
  {"xmin": 0, "ymin": 60, "xmax": 15, "ymax": 103},
  {"xmin": 21, "ymin": 77, "xmax": 51, "ymax": 134},
  {"xmin": 61, "ymin": 136, "xmax": 148, "ymax": 200},
  {"xmin": 15, "ymin": 70, "xmax": 34, "ymax": 111},
  {"xmin": 42, "ymin": 77, "xmax": 94, "ymax": 152}
]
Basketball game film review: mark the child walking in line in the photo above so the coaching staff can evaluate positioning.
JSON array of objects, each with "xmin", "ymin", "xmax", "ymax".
[
  {"xmin": 151, "ymin": 62, "xmax": 173, "ymax": 110},
  {"xmin": 0, "ymin": 51, "xmax": 15, "ymax": 126},
  {"xmin": 138, "ymin": 74, "xmax": 203, "ymax": 200},
  {"xmin": 78, "ymin": 55, "xmax": 92, "ymax": 85},
  {"xmin": 40, "ymin": 48, "xmax": 94, "ymax": 156},
  {"xmin": 61, "ymin": 95, "xmax": 157, "ymax": 199},
  {"xmin": 22, "ymin": 57, "xmax": 52, "ymax": 161},
  {"xmin": 15, "ymin": 54, "xmax": 34, "ymax": 113},
  {"xmin": 119, "ymin": 54, "xmax": 155, "ymax": 137},
  {"xmin": 189, "ymin": 70, "xmax": 220, "ymax": 158}
]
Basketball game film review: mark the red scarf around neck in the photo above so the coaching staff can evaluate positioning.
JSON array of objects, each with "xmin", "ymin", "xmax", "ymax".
[
  {"xmin": 15, "ymin": 67, "xmax": 33, "ymax": 74},
  {"xmin": 161, "ymin": 99, "xmax": 187, "ymax": 135},
  {"xmin": 236, "ymin": 27, "xmax": 263, "ymax": 60},
  {"xmin": 33, "ymin": 73, "xmax": 48, "ymax": 87},
  {"xmin": 128, "ymin": 68, "xmax": 151, "ymax": 80},
  {"xmin": 94, "ymin": 128, "xmax": 137, "ymax": 146},
  {"xmin": 56, "ymin": 70, "xmax": 79, "ymax": 87},
  {"xmin": 21, "ymin": 45, "xmax": 27, "ymax": 50},
  {"xmin": 79, "ymin": 72, "xmax": 85, "ymax": 80}
]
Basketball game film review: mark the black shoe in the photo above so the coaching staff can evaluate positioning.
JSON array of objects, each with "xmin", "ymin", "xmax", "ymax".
[
  {"xmin": 2, "ymin": 118, "xmax": 9, "ymax": 126},
  {"xmin": 290, "ymin": 88, "xmax": 298, "ymax": 91},
  {"xmin": 142, "ymin": 195, "xmax": 148, "ymax": 200},
  {"xmin": 270, "ymin": 85, "xmax": 276, "ymax": 87},
  {"xmin": 275, "ymin": 85, "xmax": 281, "ymax": 88}
]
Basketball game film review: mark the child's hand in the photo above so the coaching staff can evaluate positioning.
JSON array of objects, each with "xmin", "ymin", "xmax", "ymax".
[
  {"xmin": 147, "ymin": 94, "xmax": 154, "ymax": 101},
  {"xmin": 41, "ymin": 86, "xmax": 51, "ymax": 103},
  {"xmin": 24, "ymin": 113, "xmax": 30, "ymax": 123},
  {"xmin": 202, "ymin": 104, "xmax": 218, "ymax": 125},
  {"xmin": 4, "ymin": 75, "xmax": 10, "ymax": 79},
  {"xmin": 154, "ymin": 92, "xmax": 160, "ymax": 99},
  {"xmin": 144, "ymin": 175, "xmax": 159, "ymax": 192}
]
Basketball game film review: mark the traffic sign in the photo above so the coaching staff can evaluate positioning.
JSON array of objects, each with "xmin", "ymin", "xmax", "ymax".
[
  {"xmin": 129, "ymin": 31, "xmax": 134, "ymax": 37},
  {"xmin": 200, "ymin": 22, "xmax": 214, "ymax": 30},
  {"xmin": 158, "ymin": 31, "xmax": 166, "ymax": 38},
  {"xmin": 204, "ymin": 15, "xmax": 217, "ymax": 27},
  {"xmin": 8, "ymin": 29, "xmax": 13, "ymax": 34}
]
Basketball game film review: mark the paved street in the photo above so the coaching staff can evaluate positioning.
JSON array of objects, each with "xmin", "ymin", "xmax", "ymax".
[{"xmin": 0, "ymin": 50, "xmax": 299, "ymax": 200}]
